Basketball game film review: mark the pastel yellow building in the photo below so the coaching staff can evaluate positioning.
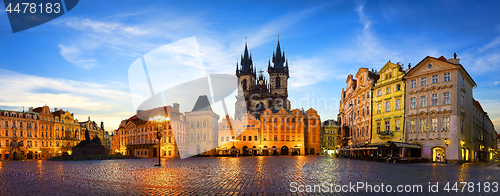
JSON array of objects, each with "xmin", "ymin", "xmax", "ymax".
[{"xmin": 371, "ymin": 61, "xmax": 406, "ymax": 144}]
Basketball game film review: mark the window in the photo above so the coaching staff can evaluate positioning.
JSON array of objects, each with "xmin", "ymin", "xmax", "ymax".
[
  {"xmin": 444, "ymin": 73, "xmax": 450, "ymax": 82},
  {"xmin": 242, "ymin": 136, "xmax": 246, "ymax": 141},
  {"xmin": 443, "ymin": 93, "xmax": 450, "ymax": 105},
  {"xmin": 386, "ymin": 87, "xmax": 391, "ymax": 94},
  {"xmin": 420, "ymin": 96, "xmax": 427, "ymax": 108},
  {"xmin": 396, "ymin": 99, "xmax": 401, "ymax": 110},
  {"xmin": 254, "ymin": 136, "xmax": 257, "ymax": 141},
  {"xmin": 410, "ymin": 120, "xmax": 416, "ymax": 133},
  {"xmin": 396, "ymin": 84, "xmax": 401, "ymax": 91},
  {"xmin": 385, "ymin": 121, "xmax": 390, "ymax": 132},
  {"xmin": 431, "ymin": 118, "xmax": 437, "ymax": 132},
  {"xmin": 411, "ymin": 80, "xmax": 417, "ymax": 88},
  {"xmin": 461, "ymin": 94, "xmax": 465, "ymax": 108},
  {"xmin": 432, "ymin": 75, "xmax": 438, "ymax": 84},
  {"xmin": 421, "ymin": 77, "xmax": 427, "ymax": 86},
  {"xmin": 281, "ymin": 135, "xmax": 284, "ymax": 141},
  {"xmin": 431, "ymin": 94, "xmax": 438, "ymax": 106},
  {"xmin": 420, "ymin": 119, "xmax": 426, "ymax": 132},
  {"xmin": 377, "ymin": 90, "xmax": 382, "ymax": 97},
  {"xmin": 226, "ymin": 136, "xmax": 229, "ymax": 141},
  {"xmin": 248, "ymin": 135, "xmax": 252, "ymax": 141},
  {"xmin": 443, "ymin": 117, "xmax": 449, "ymax": 131},
  {"xmin": 274, "ymin": 135, "xmax": 277, "ymax": 141},
  {"xmin": 410, "ymin": 98, "xmax": 416, "ymax": 109},
  {"xmin": 376, "ymin": 122, "xmax": 380, "ymax": 132},
  {"xmin": 395, "ymin": 119, "xmax": 400, "ymax": 131},
  {"xmin": 367, "ymin": 92, "xmax": 370, "ymax": 99},
  {"xmin": 221, "ymin": 136, "xmax": 224, "ymax": 141},
  {"xmin": 377, "ymin": 104, "xmax": 381, "ymax": 114},
  {"xmin": 362, "ymin": 94, "xmax": 365, "ymax": 101},
  {"xmin": 385, "ymin": 101, "xmax": 390, "ymax": 112}
]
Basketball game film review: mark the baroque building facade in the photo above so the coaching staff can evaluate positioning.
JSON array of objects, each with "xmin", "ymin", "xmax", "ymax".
[
  {"xmin": 371, "ymin": 61, "xmax": 406, "ymax": 144},
  {"xmin": 0, "ymin": 105, "xmax": 106, "ymax": 160},
  {"xmin": 321, "ymin": 119, "xmax": 339, "ymax": 156},
  {"xmin": 404, "ymin": 55, "xmax": 496, "ymax": 163},
  {"xmin": 339, "ymin": 69, "xmax": 379, "ymax": 148},
  {"xmin": 217, "ymin": 108, "xmax": 321, "ymax": 156}
]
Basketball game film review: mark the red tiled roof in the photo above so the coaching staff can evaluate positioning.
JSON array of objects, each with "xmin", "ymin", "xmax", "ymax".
[
  {"xmin": 437, "ymin": 56, "xmax": 447, "ymax": 61},
  {"xmin": 474, "ymin": 100, "xmax": 484, "ymax": 112}
]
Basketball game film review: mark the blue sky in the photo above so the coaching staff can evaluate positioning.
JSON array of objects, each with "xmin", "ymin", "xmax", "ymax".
[{"xmin": 0, "ymin": 0, "xmax": 499, "ymax": 133}]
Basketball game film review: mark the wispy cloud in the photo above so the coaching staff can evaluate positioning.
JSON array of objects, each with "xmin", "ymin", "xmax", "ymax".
[
  {"xmin": 0, "ymin": 69, "xmax": 133, "ymax": 131},
  {"xmin": 479, "ymin": 36, "xmax": 500, "ymax": 52},
  {"xmin": 289, "ymin": 57, "xmax": 335, "ymax": 88}
]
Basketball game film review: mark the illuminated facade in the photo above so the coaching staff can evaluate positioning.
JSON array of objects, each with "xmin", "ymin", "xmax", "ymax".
[
  {"xmin": 0, "ymin": 105, "xmax": 106, "ymax": 160},
  {"xmin": 339, "ymin": 75, "xmax": 356, "ymax": 147},
  {"xmin": 321, "ymin": 120, "xmax": 339, "ymax": 155},
  {"xmin": 115, "ymin": 106, "xmax": 187, "ymax": 158},
  {"xmin": 371, "ymin": 61, "xmax": 406, "ymax": 144},
  {"xmin": 217, "ymin": 108, "xmax": 321, "ymax": 156},
  {"xmin": 404, "ymin": 55, "xmax": 496, "ymax": 163},
  {"xmin": 352, "ymin": 68, "xmax": 378, "ymax": 146},
  {"xmin": 339, "ymin": 69, "xmax": 379, "ymax": 148}
]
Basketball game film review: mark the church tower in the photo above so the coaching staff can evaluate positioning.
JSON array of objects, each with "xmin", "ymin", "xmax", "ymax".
[
  {"xmin": 236, "ymin": 41, "xmax": 256, "ymax": 96},
  {"xmin": 234, "ymin": 37, "xmax": 291, "ymax": 119},
  {"xmin": 268, "ymin": 39, "xmax": 290, "ymax": 110}
]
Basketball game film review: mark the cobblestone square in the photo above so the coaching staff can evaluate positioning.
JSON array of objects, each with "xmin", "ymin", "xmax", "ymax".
[{"xmin": 0, "ymin": 156, "xmax": 499, "ymax": 195}]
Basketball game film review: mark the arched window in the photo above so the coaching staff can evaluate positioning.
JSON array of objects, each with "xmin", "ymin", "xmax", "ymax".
[
  {"xmin": 190, "ymin": 134, "xmax": 194, "ymax": 141},
  {"xmin": 197, "ymin": 134, "xmax": 200, "ymax": 141},
  {"xmin": 203, "ymin": 133, "xmax": 206, "ymax": 141},
  {"xmin": 197, "ymin": 121, "xmax": 200, "ymax": 128},
  {"xmin": 242, "ymin": 79, "xmax": 247, "ymax": 91},
  {"xmin": 276, "ymin": 77, "xmax": 280, "ymax": 88},
  {"xmin": 203, "ymin": 121, "xmax": 206, "ymax": 127}
]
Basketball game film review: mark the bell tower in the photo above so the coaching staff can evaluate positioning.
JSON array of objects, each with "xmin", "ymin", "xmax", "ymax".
[
  {"xmin": 236, "ymin": 41, "xmax": 256, "ymax": 96},
  {"xmin": 268, "ymin": 38, "xmax": 290, "ymax": 110}
]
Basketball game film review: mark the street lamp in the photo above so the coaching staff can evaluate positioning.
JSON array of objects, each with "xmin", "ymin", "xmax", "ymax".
[
  {"xmin": 230, "ymin": 139, "xmax": 237, "ymax": 156},
  {"xmin": 155, "ymin": 127, "xmax": 162, "ymax": 166}
]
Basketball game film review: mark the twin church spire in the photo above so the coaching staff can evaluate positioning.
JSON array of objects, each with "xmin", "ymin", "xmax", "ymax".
[{"xmin": 236, "ymin": 37, "xmax": 288, "ymax": 74}]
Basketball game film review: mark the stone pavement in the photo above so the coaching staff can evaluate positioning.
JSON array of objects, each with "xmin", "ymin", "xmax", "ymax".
[{"xmin": 0, "ymin": 156, "xmax": 499, "ymax": 195}]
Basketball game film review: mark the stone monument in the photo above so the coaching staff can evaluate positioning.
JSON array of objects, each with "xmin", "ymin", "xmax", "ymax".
[{"xmin": 72, "ymin": 128, "xmax": 108, "ymax": 156}]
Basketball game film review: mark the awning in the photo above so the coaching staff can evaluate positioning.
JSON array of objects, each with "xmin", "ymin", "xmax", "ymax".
[
  {"xmin": 290, "ymin": 147, "xmax": 301, "ymax": 150},
  {"xmin": 262, "ymin": 148, "xmax": 279, "ymax": 151},
  {"xmin": 393, "ymin": 143, "xmax": 421, "ymax": 149},
  {"xmin": 353, "ymin": 147, "xmax": 378, "ymax": 150},
  {"xmin": 217, "ymin": 149, "xmax": 230, "ymax": 151}
]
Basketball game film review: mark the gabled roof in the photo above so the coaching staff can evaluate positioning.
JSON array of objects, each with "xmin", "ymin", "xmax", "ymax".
[
  {"xmin": 404, "ymin": 56, "xmax": 477, "ymax": 87},
  {"xmin": 192, "ymin": 95, "xmax": 212, "ymax": 112}
]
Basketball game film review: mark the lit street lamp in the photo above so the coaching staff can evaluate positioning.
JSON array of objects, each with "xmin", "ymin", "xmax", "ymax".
[{"xmin": 155, "ymin": 129, "xmax": 162, "ymax": 166}]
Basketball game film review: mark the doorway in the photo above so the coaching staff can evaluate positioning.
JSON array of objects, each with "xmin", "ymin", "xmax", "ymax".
[{"xmin": 432, "ymin": 147, "xmax": 446, "ymax": 163}]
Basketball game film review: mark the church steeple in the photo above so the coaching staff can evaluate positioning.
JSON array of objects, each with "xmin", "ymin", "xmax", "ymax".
[
  {"xmin": 271, "ymin": 39, "xmax": 286, "ymax": 69},
  {"xmin": 239, "ymin": 41, "xmax": 253, "ymax": 73}
]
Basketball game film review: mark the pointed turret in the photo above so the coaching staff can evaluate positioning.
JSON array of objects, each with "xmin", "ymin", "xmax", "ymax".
[
  {"xmin": 270, "ymin": 40, "xmax": 285, "ymax": 69},
  {"xmin": 239, "ymin": 42, "xmax": 253, "ymax": 73}
]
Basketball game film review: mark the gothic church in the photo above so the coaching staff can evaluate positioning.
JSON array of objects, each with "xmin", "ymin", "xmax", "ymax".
[{"xmin": 235, "ymin": 39, "xmax": 291, "ymax": 119}]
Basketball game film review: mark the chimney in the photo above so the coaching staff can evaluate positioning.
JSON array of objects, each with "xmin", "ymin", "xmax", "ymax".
[
  {"xmin": 448, "ymin": 53, "xmax": 460, "ymax": 64},
  {"xmin": 173, "ymin": 103, "xmax": 180, "ymax": 111}
]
